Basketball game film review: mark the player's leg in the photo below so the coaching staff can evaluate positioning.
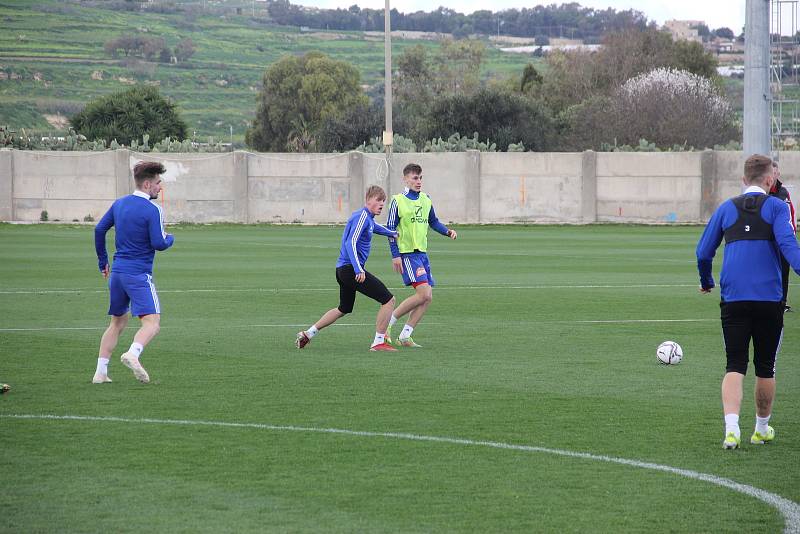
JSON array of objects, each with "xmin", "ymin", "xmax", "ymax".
[
  {"xmin": 94, "ymin": 273, "xmax": 131, "ymax": 383},
  {"xmin": 393, "ymin": 283, "xmax": 430, "ymax": 347},
  {"xmin": 390, "ymin": 255, "xmax": 422, "ymax": 321},
  {"xmin": 396, "ymin": 255, "xmax": 434, "ymax": 347},
  {"xmin": 720, "ymin": 301, "xmax": 752, "ymax": 448},
  {"xmin": 405, "ymin": 285, "xmax": 432, "ymax": 328},
  {"xmin": 750, "ymin": 301, "xmax": 782, "ymax": 444},
  {"xmin": 297, "ymin": 267, "xmax": 352, "ymax": 348},
  {"xmin": 120, "ymin": 274, "xmax": 161, "ymax": 383},
  {"xmin": 94, "ymin": 314, "xmax": 129, "ymax": 383},
  {"xmin": 354, "ymin": 271, "xmax": 396, "ymax": 351}
]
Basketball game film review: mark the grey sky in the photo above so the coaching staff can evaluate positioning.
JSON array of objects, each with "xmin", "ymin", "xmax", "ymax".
[{"xmin": 293, "ymin": 0, "xmax": 747, "ymax": 34}]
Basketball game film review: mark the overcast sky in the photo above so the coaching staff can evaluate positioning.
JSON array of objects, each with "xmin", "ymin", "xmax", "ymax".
[{"xmin": 293, "ymin": 0, "xmax": 747, "ymax": 33}]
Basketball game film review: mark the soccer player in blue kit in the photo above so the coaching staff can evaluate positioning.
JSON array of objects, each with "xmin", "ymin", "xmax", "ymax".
[
  {"xmin": 296, "ymin": 185, "xmax": 398, "ymax": 352},
  {"xmin": 384, "ymin": 163, "xmax": 457, "ymax": 347},
  {"xmin": 93, "ymin": 161, "xmax": 174, "ymax": 384},
  {"xmin": 697, "ymin": 154, "xmax": 800, "ymax": 449}
]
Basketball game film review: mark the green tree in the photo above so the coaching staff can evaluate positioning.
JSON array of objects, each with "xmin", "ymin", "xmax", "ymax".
[
  {"xmin": 672, "ymin": 39, "xmax": 718, "ymax": 79},
  {"xmin": 714, "ymin": 27, "xmax": 735, "ymax": 40},
  {"xmin": 519, "ymin": 63, "xmax": 543, "ymax": 93},
  {"xmin": 537, "ymin": 27, "xmax": 719, "ymax": 115},
  {"xmin": 70, "ymin": 85, "xmax": 187, "ymax": 146},
  {"xmin": 434, "ymin": 39, "xmax": 485, "ymax": 95},
  {"xmin": 246, "ymin": 52, "xmax": 367, "ymax": 152},
  {"xmin": 317, "ymin": 102, "xmax": 383, "ymax": 152},
  {"xmin": 425, "ymin": 88, "xmax": 555, "ymax": 151},
  {"xmin": 393, "ymin": 44, "xmax": 435, "ymax": 141},
  {"xmin": 174, "ymin": 38, "xmax": 196, "ymax": 62}
]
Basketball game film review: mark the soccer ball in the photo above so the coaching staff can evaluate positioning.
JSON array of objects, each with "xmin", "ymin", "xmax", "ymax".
[{"xmin": 656, "ymin": 341, "xmax": 683, "ymax": 365}]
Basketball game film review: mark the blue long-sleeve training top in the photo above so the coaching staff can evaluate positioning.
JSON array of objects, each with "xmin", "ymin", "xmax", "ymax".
[
  {"xmin": 336, "ymin": 206, "xmax": 394, "ymax": 273},
  {"xmin": 385, "ymin": 188, "xmax": 450, "ymax": 258},
  {"xmin": 95, "ymin": 190, "xmax": 174, "ymax": 275},
  {"xmin": 696, "ymin": 187, "xmax": 800, "ymax": 302}
]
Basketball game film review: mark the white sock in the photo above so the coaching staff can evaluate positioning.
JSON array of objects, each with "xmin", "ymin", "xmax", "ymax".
[
  {"xmin": 724, "ymin": 413, "xmax": 740, "ymax": 437},
  {"xmin": 95, "ymin": 357, "xmax": 109, "ymax": 375},
  {"xmin": 128, "ymin": 342, "xmax": 144, "ymax": 359},
  {"xmin": 372, "ymin": 332, "xmax": 385, "ymax": 346},
  {"xmin": 399, "ymin": 324, "xmax": 414, "ymax": 339},
  {"xmin": 307, "ymin": 325, "xmax": 319, "ymax": 338},
  {"xmin": 756, "ymin": 415, "xmax": 771, "ymax": 434},
  {"xmin": 389, "ymin": 315, "xmax": 398, "ymax": 327}
]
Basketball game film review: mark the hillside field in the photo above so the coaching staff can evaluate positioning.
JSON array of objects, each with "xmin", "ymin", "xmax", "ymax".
[{"xmin": 0, "ymin": 0, "xmax": 536, "ymax": 143}]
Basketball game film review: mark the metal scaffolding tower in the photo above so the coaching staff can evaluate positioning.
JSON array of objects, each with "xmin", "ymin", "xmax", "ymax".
[{"xmin": 770, "ymin": 0, "xmax": 800, "ymax": 159}]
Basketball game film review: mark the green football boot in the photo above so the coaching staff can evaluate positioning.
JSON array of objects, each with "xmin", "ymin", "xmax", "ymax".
[
  {"xmin": 750, "ymin": 426, "xmax": 775, "ymax": 445},
  {"xmin": 397, "ymin": 337, "xmax": 422, "ymax": 348},
  {"xmin": 722, "ymin": 432, "xmax": 741, "ymax": 450},
  {"xmin": 385, "ymin": 324, "xmax": 393, "ymax": 345}
]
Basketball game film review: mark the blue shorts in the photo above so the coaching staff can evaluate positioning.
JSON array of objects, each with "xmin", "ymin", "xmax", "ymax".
[
  {"xmin": 108, "ymin": 272, "xmax": 161, "ymax": 317},
  {"xmin": 399, "ymin": 252, "xmax": 435, "ymax": 287}
]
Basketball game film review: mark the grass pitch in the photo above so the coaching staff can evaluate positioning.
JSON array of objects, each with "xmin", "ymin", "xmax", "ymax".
[{"xmin": 1, "ymin": 223, "xmax": 798, "ymax": 533}]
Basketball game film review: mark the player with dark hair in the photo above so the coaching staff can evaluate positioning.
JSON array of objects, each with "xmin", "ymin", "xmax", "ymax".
[
  {"xmin": 93, "ymin": 161, "xmax": 174, "ymax": 384},
  {"xmin": 697, "ymin": 154, "xmax": 800, "ymax": 449},
  {"xmin": 384, "ymin": 163, "xmax": 458, "ymax": 347},
  {"xmin": 296, "ymin": 185, "xmax": 398, "ymax": 352}
]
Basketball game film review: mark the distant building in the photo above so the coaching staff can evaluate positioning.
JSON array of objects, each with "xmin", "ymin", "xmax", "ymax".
[{"xmin": 663, "ymin": 20, "xmax": 704, "ymax": 42}]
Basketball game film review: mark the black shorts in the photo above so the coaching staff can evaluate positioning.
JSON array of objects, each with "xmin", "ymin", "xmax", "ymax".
[
  {"xmin": 720, "ymin": 300, "xmax": 784, "ymax": 378},
  {"xmin": 335, "ymin": 265, "xmax": 393, "ymax": 314}
]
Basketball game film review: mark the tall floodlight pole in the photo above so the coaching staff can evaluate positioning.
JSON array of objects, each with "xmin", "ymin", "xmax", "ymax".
[
  {"xmin": 384, "ymin": 0, "xmax": 393, "ymax": 159},
  {"xmin": 744, "ymin": 0, "xmax": 771, "ymax": 156}
]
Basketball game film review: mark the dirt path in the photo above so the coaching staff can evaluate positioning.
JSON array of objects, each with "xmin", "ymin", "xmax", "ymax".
[{"xmin": 0, "ymin": 56, "xmax": 119, "ymax": 64}]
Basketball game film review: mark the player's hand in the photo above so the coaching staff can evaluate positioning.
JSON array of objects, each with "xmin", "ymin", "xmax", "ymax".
[
  {"xmin": 101, "ymin": 264, "xmax": 110, "ymax": 279},
  {"xmin": 392, "ymin": 257, "xmax": 402, "ymax": 273},
  {"xmin": 355, "ymin": 272, "xmax": 366, "ymax": 283},
  {"xmin": 447, "ymin": 229, "xmax": 457, "ymax": 240},
  {"xmin": 699, "ymin": 286, "xmax": 712, "ymax": 294}
]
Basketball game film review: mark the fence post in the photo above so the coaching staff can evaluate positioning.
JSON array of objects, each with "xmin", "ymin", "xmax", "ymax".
[
  {"xmin": 115, "ymin": 149, "xmax": 132, "ymax": 198},
  {"xmin": 581, "ymin": 150, "xmax": 597, "ymax": 223},
  {"xmin": 465, "ymin": 149, "xmax": 481, "ymax": 223},
  {"xmin": 700, "ymin": 149, "xmax": 716, "ymax": 222},
  {"xmin": 233, "ymin": 150, "xmax": 249, "ymax": 223},
  {"xmin": 0, "ymin": 149, "xmax": 13, "ymax": 220},
  {"xmin": 348, "ymin": 151, "xmax": 365, "ymax": 213}
]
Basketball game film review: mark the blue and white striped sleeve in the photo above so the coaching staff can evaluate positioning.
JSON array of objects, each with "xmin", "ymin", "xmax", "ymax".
[
  {"xmin": 386, "ymin": 197, "xmax": 400, "ymax": 258},
  {"xmin": 373, "ymin": 222, "xmax": 395, "ymax": 238},
  {"xmin": 345, "ymin": 210, "xmax": 369, "ymax": 273},
  {"xmin": 148, "ymin": 204, "xmax": 174, "ymax": 251}
]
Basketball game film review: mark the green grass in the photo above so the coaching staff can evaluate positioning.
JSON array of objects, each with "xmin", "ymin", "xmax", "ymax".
[
  {"xmin": 1, "ymin": 223, "xmax": 798, "ymax": 532},
  {"xmin": 0, "ymin": 0, "xmax": 537, "ymax": 142}
]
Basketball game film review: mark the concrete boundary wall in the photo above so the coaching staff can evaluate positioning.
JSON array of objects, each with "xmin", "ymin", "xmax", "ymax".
[{"xmin": 0, "ymin": 149, "xmax": 777, "ymax": 224}]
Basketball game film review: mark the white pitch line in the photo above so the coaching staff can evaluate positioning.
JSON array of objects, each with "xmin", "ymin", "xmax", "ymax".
[
  {"xmin": 0, "ymin": 322, "xmax": 406, "ymax": 332},
  {"xmin": 2, "ymin": 413, "xmax": 799, "ymax": 534},
  {"xmin": 0, "ymin": 283, "xmax": 703, "ymax": 295},
  {"xmin": 571, "ymin": 318, "xmax": 716, "ymax": 324},
  {"xmin": 0, "ymin": 319, "xmax": 703, "ymax": 332}
]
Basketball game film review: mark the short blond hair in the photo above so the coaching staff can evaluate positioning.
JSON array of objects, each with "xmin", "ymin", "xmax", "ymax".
[{"xmin": 365, "ymin": 185, "xmax": 386, "ymax": 201}]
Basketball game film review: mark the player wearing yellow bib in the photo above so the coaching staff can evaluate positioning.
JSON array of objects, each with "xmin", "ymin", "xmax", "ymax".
[{"xmin": 385, "ymin": 163, "xmax": 458, "ymax": 347}]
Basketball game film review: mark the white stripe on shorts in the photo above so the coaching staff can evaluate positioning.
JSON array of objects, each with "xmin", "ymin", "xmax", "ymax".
[
  {"xmin": 147, "ymin": 274, "xmax": 161, "ymax": 314},
  {"xmin": 403, "ymin": 257, "xmax": 416, "ymax": 282},
  {"xmin": 774, "ymin": 327, "xmax": 784, "ymax": 375}
]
